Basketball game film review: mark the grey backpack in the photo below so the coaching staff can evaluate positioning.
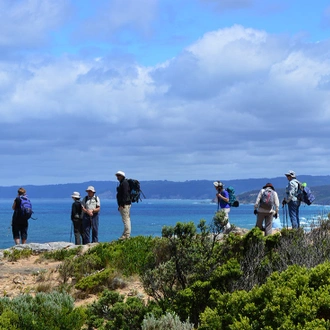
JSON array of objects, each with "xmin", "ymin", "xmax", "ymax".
[{"xmin": 260, "ymin": 188, "xmax": 275, "ymax": 210}]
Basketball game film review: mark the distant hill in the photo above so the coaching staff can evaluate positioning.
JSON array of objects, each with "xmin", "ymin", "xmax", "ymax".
[{"xmin": 0, "ymin": 175, "xmax": 329, "ymax": 202}]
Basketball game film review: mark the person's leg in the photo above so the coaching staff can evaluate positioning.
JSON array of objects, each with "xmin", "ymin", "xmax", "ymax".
[
  {"xmin": 73, "ymin": 221, "xmax": 82, "ymax": 245},
  {"xmin": 119, "ymin": 205, "xmax": 131, "ymax": 239},
  {"xmin": 20, "ymin": 224, "xmax": 28, "ymax": 244},
  {"xmin": 296, "ymin": 203, "xmax": 300, "ymax": 228},
  {"xmin": 264, "ymin": 213, "xmax": 273, "ymax": 236},
  {"xmin": 91, "ymin": 214, "xmax": 99, "ymax": 243},
  {"xmin": 82, "ymin": 215, "xmax": 91, "ymax": 244},
  {"xmin": 223, "ymin": 208, "xmax": 231, "ymax": 230},
  {"xmin": 12, "ymin": 224, "xmax": 20, "ymax": 244},
  {"xmin": 255, "ymin": 213, "xmax": 265, "ymax": 231},
  {"xmin": 288, "ymin": 201, "xmax": 299, "ymax": 228}
]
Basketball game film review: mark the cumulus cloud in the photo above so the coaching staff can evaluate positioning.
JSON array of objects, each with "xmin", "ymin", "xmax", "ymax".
[{"xmin": 1, "ymin": 21, "xmax": 330, "ymax": 184}]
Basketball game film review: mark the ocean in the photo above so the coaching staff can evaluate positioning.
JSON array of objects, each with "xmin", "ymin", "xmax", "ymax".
[{"xmin": 0, "ymin": 199, "xmax": 329, "ymax": 250}]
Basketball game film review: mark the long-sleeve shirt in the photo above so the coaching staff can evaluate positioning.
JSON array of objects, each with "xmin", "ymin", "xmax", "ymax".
[
  {"xmin": 254, "ymin": 188, "xmax": 279, "ymax": 213},
  {"xmin": 285, "ymin": 179, "xmax": 299, "ymax": 203}
]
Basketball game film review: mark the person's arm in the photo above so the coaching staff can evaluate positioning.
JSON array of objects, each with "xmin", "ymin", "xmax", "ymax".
[
  {"xmin": 81, "ymin": 197, "xmax": 92, "ymax": 216},
  {"xmin": 254, "ymin": 190, "xmax": 262, "ymax": 210},
  {"xmin": 286, "ymin": 180, "xmax": 297, "ymax": 203},
  {"xmin": 274, "ymin": 192, "xmax": 280, "ymax": 213},
  {"xmin": 12, "ymin": 200, "xmax": 16, "ymax": 210},
  {"xmin": 217, "ymin": 190, "xmax": 229, "ymax": 203},
  {"xmin": 93, "ymin": 197, "xmax": 101, "ymax": 213},
  {"xmin": 122, "ymin": 180, "xmax": 131, "ymax": 204}
]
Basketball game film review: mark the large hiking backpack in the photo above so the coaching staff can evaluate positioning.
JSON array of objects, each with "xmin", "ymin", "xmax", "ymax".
[
  {"xmin": 226, "ymin": 186, "xmax": 239, "ymax": 207},
  {"xmin": 260, "ymin": 188, "xmax": 275, "ymax": 210},
  {"xmin": 127, "ymin": 179, "xmax": 146, "ymax": 203},
  {"xmin": 19, "ymin": 195, "xmax": 33, "ymax": 220},
  {"xmin": 297, "ymin": 182, "xmax": 315, "ymax": 205}
]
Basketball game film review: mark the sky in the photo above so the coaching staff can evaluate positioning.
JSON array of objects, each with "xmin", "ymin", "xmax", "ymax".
[{"xmin": 1, "ymin": 0, "xmax": 330, "ymax": 186}]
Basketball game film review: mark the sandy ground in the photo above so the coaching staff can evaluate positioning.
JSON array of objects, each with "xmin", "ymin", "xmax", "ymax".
[{"xmin": 0, "ymin": 254, "xmax": 147, "ymax": 307}]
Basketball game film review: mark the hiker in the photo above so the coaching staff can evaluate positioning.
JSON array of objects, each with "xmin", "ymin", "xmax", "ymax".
[
  {"xmin": 282, "ymin": 170, "xmax": 301, "ymax": 228},
  {"xmin": 81, "ymin": 186, "xmax": 101, "ymax": 244},
  {"xmin": 70, "ymin": 192, "xmax": 83, "ymax": 245},
  {"xmin": 11, "ymin": 187, "xmax": 30, "ymax": 244},
  {"xmin": 213, "ymin": 181, "xmax": 231, "ymax": 230},
  {"xmin": 254, "ymin": 183, "xmax": 279, "ymax": 236},
  {"xmin": 115, "ymin": 171, "xmax": 132, "ymax": 240}
]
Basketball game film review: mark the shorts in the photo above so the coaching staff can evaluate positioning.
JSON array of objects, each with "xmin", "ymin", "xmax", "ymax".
[{"xmin": 12, "ymin": 224, "xmax": 28, "ymax": 240}]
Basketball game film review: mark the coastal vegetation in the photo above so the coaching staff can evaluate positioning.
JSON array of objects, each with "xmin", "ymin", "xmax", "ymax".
[{"xmin": 1, "ymin": 211, "xmax": 330, "ymax": 329}]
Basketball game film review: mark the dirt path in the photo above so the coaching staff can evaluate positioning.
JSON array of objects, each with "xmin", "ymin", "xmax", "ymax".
[{"xmin": 0, "ymin": 255, "xmax": 147, "ymax": 307}]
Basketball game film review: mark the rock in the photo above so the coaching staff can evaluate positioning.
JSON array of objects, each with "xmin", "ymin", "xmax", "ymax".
[{"xmin": 8, "ymin": 242, "xmax": 75, "ymax": 254}]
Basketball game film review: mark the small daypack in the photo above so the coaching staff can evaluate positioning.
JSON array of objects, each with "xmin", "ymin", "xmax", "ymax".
[
  {"xmin": 296, "ymin": 181, "xmax": 315, "ymax": 205},
  {"xmin": 127, "ymin": 179, "xmax": 146, "ymax": 203},
  {"xmin": 260, "ymin": 188, "xmax": 275, "ymax": 210},
  {"xmin": 226, "ymin": 186, "xmax": 239, "ymax": 207},
  {"xmin": 19, "ymin": 195, "xmax": 33, "ymax": 220}
]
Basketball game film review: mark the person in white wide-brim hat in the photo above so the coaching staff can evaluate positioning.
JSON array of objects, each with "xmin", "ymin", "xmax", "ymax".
[
  {"xmin": 81, "ymin": 186, "xmax": 101, "ymax": 244},
  {"xmin": 282, "ymin": 170, "xmax": 301, "ymax": 228},
  {"xmin": 70, "ymin": 192, "xmax": 83, "ymax": 245},
  {"xmin": 213, "ymin": 181, "xmax": 231, "ymax": 231}
]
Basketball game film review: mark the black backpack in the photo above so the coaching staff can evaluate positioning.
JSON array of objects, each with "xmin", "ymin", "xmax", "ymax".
[{"xmin": 127, "ymin": 179, "xmax": 146, "ymax": 203}]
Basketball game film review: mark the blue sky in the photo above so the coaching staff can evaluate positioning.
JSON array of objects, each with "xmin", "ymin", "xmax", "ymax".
[{"xmin": 1, "ymin": 0, "xmax": 330, "ymax": 186}]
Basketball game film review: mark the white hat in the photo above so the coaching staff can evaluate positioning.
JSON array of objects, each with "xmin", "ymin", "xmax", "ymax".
[
  {"xmin": 213, "ymin": 181, "xmax": 224, "ymax": 187},
  {"xmin": 285, "ymin": 170, "xmax": 296, "ymax": 178},
  {"xmin": 71, "ymin": 192, "xmax": 81, "ymax": 199},
  {"xmin": 86, "ymin": 186, "xmax": 96, "ymax": 193},
  {"xmin": 115, "ymin": 171, "xmax": 126, "ymax": 177}
]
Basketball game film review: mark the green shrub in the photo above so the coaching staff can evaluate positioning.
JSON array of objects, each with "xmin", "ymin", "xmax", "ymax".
[
  {"xmin": 75, "ymin": 268, "xmax": 115, "ymax": 293},
  {"xmin": 0, "ymin": 292, "xmax": 85, "ymax": 329},
  {"xmin": 142, "ymin": 312, "xmax": 194, "ymax": 330},
  {"xmin": 42, "ymin": 246, "xmax": 82, "ymax": 260},
  {"xmin": 199, "ymin": 263, "xmax": 330, "ymax": 329},
  {"xmin": 3, "ymin": 248, "xmax": 32, "ymax": 262},
  {"xmin": 86, "ymin": 289, "xmax": 161, "ymax": 330}
]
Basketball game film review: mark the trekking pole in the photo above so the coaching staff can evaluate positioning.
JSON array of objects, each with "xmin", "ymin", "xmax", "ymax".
[{"xmin": 285, "ymin": 204, "xmax": 289, "ymax": 229}]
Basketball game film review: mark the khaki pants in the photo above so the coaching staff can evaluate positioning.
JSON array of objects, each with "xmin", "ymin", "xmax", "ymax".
[{"xmin": 119, "ymin": 205, "xmax": 131, "ymax": 239}]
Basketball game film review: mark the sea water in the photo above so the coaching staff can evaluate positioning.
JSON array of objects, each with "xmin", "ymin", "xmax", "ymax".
[{"xmin": 0, "ymin": 199, "xmax": 329, "ymax": 250}]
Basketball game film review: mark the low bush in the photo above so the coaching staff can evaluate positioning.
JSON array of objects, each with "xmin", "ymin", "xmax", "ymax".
[
  {"xmin": 85, "ymin": 289, "xmax": 161, "ymax": 330},
  {"xmin": 3, "ymin": 248, "xmax": 32, "ymax": 262},
  {"xmin": 142, "ymin": 312, "xmax": 194, "ymax": 330},
  {"xmin": 0, "ymin": 291, "xmax": 86, "ymax": 329}
]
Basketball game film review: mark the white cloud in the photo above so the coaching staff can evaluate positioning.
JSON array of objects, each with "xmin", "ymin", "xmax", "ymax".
[
  {"xmin": 0, "ymin": 0, "xmax": 71, "ymax": 49},
  {"xmin": 1, "ymin": 22, "xmax": 330, "ymax": 184}
]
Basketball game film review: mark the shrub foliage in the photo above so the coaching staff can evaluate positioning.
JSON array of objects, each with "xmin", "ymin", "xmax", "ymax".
[{"xmin": 3, "ymin": 218, "xmax": 330, "ymax": 329}]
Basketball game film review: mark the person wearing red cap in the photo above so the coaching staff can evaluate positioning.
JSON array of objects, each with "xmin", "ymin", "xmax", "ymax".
[{"xmin": 254, "ymin": 183, "xmax": 279, "ymax": 236}]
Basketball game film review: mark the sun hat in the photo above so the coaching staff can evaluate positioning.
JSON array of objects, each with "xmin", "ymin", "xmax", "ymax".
[
  {"xmin": 86, "ymin": 186, "xmax": 96, "ymax": 193},
  {"xmin": 71, "ymin": 192, "xmax": 81, "ymax": 199},
  {"xmin": 115, "ymin": 171, "xmax": 126, "ymax": 177},
  {"xmin": 213, "ymin": 181, "xmax": 224, "ymax": 187},
  {"xmin": 263, "ymin": 183, "xmax": 275, "ymax": 191},
  {"xmin": 285, "ymin": 170, "xmax": 296, "ymax": 178}
]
